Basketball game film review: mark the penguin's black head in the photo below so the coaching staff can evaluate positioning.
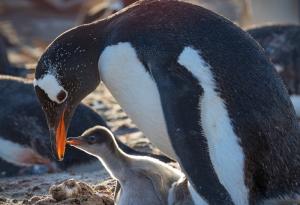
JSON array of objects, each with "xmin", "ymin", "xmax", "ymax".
[
  {"xmin": 34, "ymin": 25, "xmax": 101, "ymax": 161},
  {"xmin": 67, "ymin": 126, "xmax": 115, "ymax": 157}
]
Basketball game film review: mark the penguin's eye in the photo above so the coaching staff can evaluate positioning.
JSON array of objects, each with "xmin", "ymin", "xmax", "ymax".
[
  {"xmin": 87, "ymin": 136, "xmax": 97, "ymax": 144},
  {"xmin": 56, "ymin": 90, "xmax": 67, "ymax": 103}
]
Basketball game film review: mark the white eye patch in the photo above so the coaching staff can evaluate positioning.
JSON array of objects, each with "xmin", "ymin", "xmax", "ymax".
[{"xmin": 33, "ymin": 74, "xmax": 68, "ymax": 104}]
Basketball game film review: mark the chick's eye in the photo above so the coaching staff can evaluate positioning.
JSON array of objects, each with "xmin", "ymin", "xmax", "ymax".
[
  {"xmin": 88, "ymin": 136, "xmax": 96, "ymax": 144},
  {"xmin": 57, "ymin": 90, "xmax": 67, "ymax": 102}
]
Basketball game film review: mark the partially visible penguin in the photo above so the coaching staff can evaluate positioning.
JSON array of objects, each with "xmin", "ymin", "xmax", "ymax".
[
  {"xmin": 0, "ymin": 75, "xmax": 172, "ymax": 177},
  {"xmin": 248, "ymin": 25, "xmax": 300, "ymax": 117},
  {"xmin": 79, "ymin": 0, "xmax": 252, "ymax": 26},
  {"xmin": 0, "ymin": 75, "xmax": 106, "ymax": 176}
]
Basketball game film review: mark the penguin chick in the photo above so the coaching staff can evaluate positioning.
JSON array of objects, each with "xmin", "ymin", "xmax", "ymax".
[{"xmin": 67, "ymin": 126, "xmax": 193, "ymax": 205}]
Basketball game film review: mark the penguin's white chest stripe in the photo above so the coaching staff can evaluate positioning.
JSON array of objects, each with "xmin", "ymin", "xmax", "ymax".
[
  {"xmin": 98, "ymin": 42, "xmax": 176, "ymax": 158},
  {"xmin": 178, "ymin": 47, "xmax": 249, "ymax": 205}
]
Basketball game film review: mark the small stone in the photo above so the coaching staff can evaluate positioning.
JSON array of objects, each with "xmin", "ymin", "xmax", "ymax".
[
  {"xmin": 0, "ymin": 197, "xmax": 6, "ymax": 202},
  {"xmin": 28, "ymin": 196, "xmax": 41, "ymax": 203},
  {"xmin": 32, "ymin": 186, "xmax": 40, "ymax": 192},
  {"xmin": 12, "ymin": 199, "xmax": 18, "ymax": 203},
  {"xmin": 22, "ymin": 199, "xmax": 29, "ymax": 204},
  {"xmin": 25, "ymin": 192, "xmax": 33, "ymax": 198}
]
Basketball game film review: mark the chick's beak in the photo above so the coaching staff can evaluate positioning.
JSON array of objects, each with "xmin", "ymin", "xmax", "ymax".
[{"xmin": 67, "ymin": 137, "xmax": 85, "ymax": 146}]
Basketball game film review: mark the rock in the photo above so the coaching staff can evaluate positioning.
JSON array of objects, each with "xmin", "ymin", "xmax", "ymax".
[
  {"xmin": 46, "ymin": 179, "xmax": 114, "ymax": 205},
  {"xmin": 49, "ymin": 179, "xmax": 82, "ymax": 201}
]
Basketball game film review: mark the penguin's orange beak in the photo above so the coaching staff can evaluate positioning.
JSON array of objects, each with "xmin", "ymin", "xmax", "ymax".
[{"xmin": 56, "ymin": 111, "xmax": 67, "ymax": 161}]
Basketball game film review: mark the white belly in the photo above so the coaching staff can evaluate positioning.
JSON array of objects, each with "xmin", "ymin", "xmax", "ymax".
[{"xmin": 98, "ymin": 42, "xmax": 176, "ymax": 158}]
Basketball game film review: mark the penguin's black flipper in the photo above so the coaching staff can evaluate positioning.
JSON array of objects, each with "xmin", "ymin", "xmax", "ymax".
[{"xmin": 153, "ymin": 63, "xmax": 234, "ymax": 205}]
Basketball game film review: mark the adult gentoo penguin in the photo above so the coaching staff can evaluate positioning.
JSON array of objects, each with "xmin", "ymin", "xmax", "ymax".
[{"xmin": 34, "ymin": 0, "xmax": 300, "ymax": 204}]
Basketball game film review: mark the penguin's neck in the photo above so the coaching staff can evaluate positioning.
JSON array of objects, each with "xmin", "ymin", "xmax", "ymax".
[{"xmin": 96, "ymin": 139, "xmax": 132, "ymax": 183}]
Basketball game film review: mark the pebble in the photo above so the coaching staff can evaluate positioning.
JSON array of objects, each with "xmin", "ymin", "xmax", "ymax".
[
  {"xmin": 0, "ymin": 197, "xmax": 6, "ymax": 202},
  {"xmin": 28, "ymin": 196, "xmax": 41, "ymax": 203},
  {"xmin": 32, "ymin": 186, "xmax": 40, "ymax": 192}
]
